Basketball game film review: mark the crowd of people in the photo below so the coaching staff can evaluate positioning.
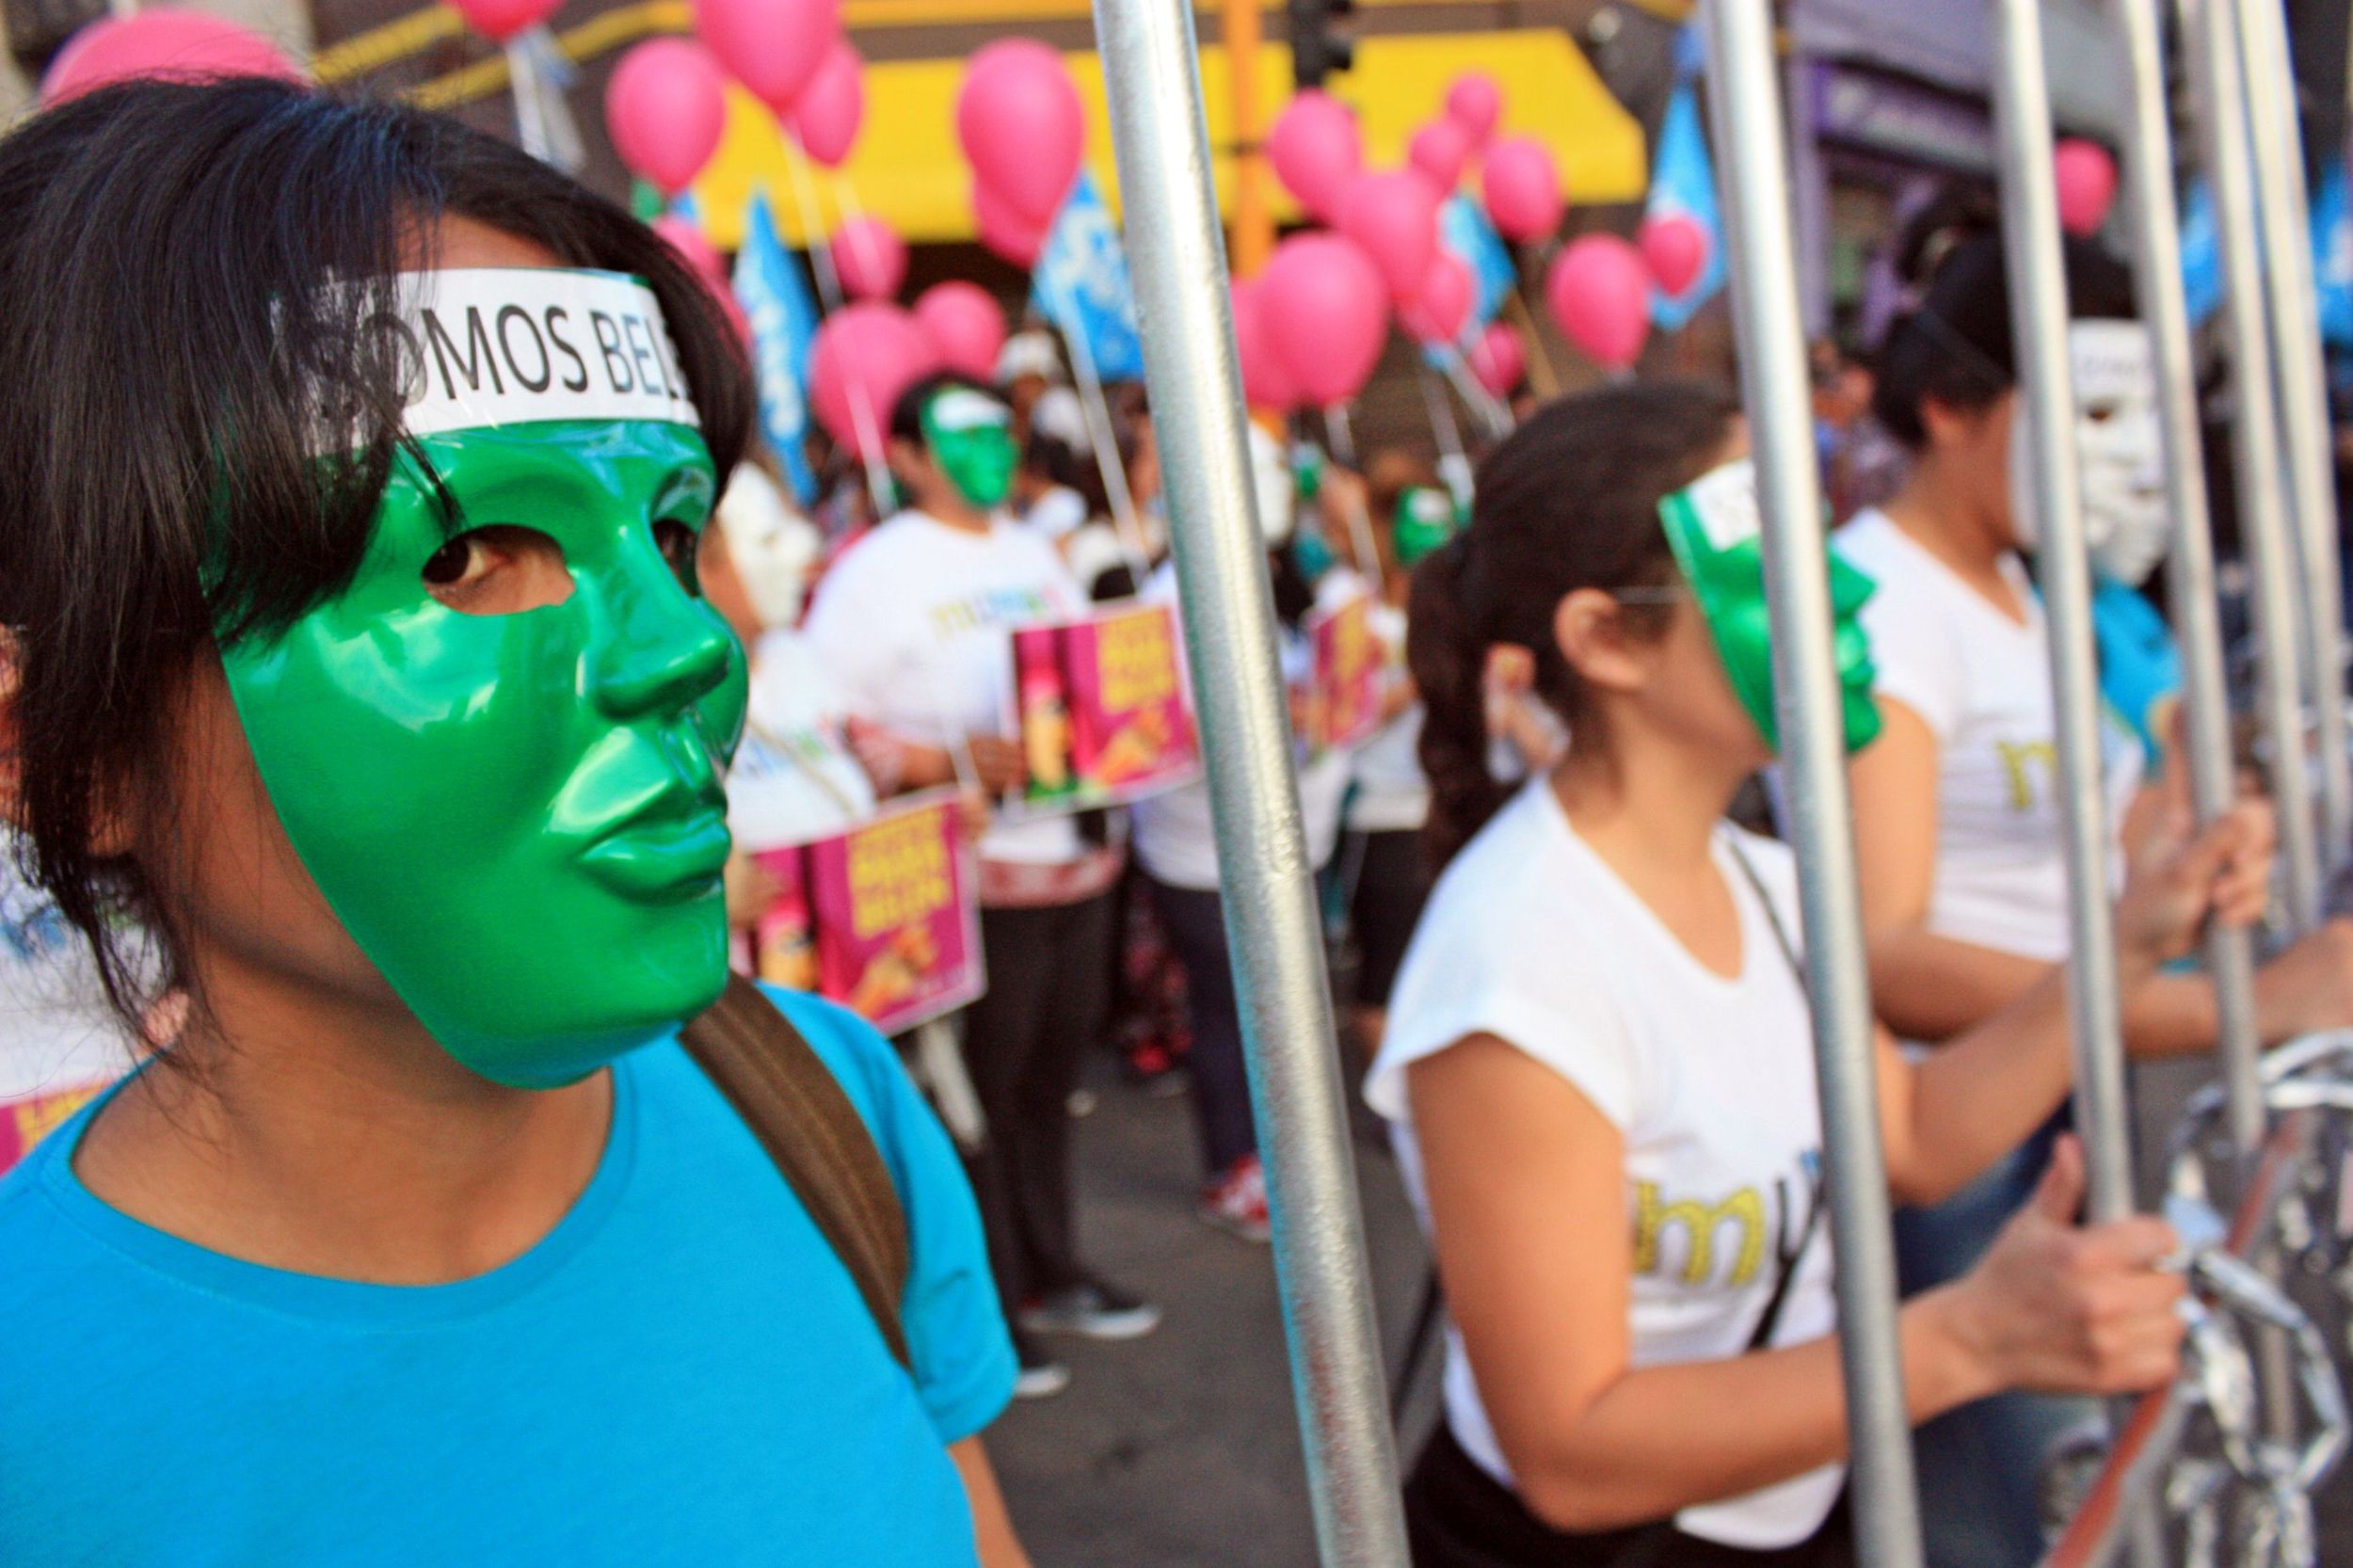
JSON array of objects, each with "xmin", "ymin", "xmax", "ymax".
[{"xmin": 0, "ymin": 75, "xmax": 2345, "ymax": 1568}]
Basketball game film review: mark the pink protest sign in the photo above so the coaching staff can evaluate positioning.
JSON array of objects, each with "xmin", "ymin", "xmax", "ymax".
[
  {"xmin": 1007, "ymin": 600, "xmax": 1200, "ymax": 814},
  {"xmin": 1306, "ymin": 591, "xmax": 1384, "ymax": 754},
  {"xmin": 749, "ymin": 792, "xmax": 984, "ymax": 1037}
]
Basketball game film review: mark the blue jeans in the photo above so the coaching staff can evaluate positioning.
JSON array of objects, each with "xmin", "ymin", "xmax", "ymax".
[{"xmin": 1894, "ymin": 1120, "xmax": 2095, "ymax": 1568}]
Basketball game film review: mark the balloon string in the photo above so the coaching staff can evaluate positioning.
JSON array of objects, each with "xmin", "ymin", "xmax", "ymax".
[
  {"xmin": 1321, "ymin": 404, "xmax": 1383, "ymax": 580},
  {"xmin": 832, "ymin": 173, "xmax": 888, "ymax": 296},
  {"xmin": 1043, "ymin": 272, "xmax": 1154, "ymax": 585},
  {"xmin": 1500, "ymin": 286, "xmax": 1561, "ymax": 399},
  {"xmin": 782, "ymin": 138, "xmax": 893, "ymax": 520}
]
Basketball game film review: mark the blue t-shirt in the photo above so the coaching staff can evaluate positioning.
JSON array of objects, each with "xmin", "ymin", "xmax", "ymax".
[{"xmin": 0, "ymin": 989, "xmax": 1016, "ymax": 1566}]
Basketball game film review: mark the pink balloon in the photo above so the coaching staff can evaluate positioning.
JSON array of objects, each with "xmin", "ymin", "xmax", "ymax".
[
  {"xmin": 1482, "ymin": 135, "xmax": 1565, "ymax": 245},
  {"xmin": 695, "ymin": 0, "xmax": 839, "ymax": 113},
  {"xmin": 808, "ymin": 304, "xmax": 938, "ymax": 459},
  {"xmin": 446, "ymin": 0, "xmax": 560, "ymax": 43},
  {"xmin": 1231, "ymin": 280, "xmax": 1302, "ymax": 412},
  {"xmin": 1259, "ymin": 232, "xmax": 1388, "ymax": 408},
  {"xmin": 1640, "ymin": 213, "xmax": 1710, "ymax": 297},
  {"xmin": 40, "ymin": 9, "xmax": 301, "ymax": 104},
  {"xmin": 1268, "ymin": 90, "xmax": 1363, "ymax": 225},
  {"xmin": 1547, "ymin": 234, "xmax": 1651, "ymax": 372},
  {"xmin": 605, "ymin": 40, "xmax": 728, "ymax": 198},
  {"xmin": 973, "ymin": 179, "xmax": 1049, "ymax": 268},
  {"xmin": 786, "ymin": 40, "xmax": 864, "ymax": 168},
  {"xmin": 831, "ymin": 216, "xmax": 906, "ymax": 303},
  {"xmin": 2055, "ymin": 138, "xmax": 2120, "ymax": 237},
  {"xmin": 651, "ymin": 215, "xmax": 728, "ymax": 291},
  {"xmin": 1408, "ymin": 118, "xmax": 1474, "ymax": 193},
  {"xmin": 914, "ymin": 281, "xmax": 1008, "ymax": 379},
  {"xmin": 1445, "ymin": 72, "xmax": 1504, "ymax": 146},
  {"xmin": 1467, "ymin": 322, "xmax": 1527, "ymax": 398},
  {"xmin": 1339, "ymin": 169, "xmax": 1442, "ymax": 303},
  {"xmin": 957, "ymin": 40, "xmax": 1084, "ymax": 226},
  {"xmin": 1400, "ymin": 250, "xmax": 1473, "ymax": 346}
]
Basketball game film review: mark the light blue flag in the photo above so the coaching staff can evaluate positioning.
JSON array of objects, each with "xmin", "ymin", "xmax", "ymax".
[
  {"xmin": 732, "ymin": 189, "xmax": 821, "ymax": 504},
  {"xmin": 2180, "ymin": 178, "xmax": 2222, "ymax": 329},
  {"xmin": 1422, "ymin": 196, "xmax": 1516, "ymax": 368},
  {"xmin": 1031, "ymin": 172, "xmax": 1146, "ymax": 383},
  {"xmin": 2314, "ymin": 158, "xmax": 2352, "ymax": 347},
  {"xmin": 1646, "ymin": 82, "xmax": 1727, "ymax": 332}
]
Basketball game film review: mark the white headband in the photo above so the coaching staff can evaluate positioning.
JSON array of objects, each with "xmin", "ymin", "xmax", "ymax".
[{"xmin": 384, "ymin": 267, "xmax": 702, "ymax": 438}]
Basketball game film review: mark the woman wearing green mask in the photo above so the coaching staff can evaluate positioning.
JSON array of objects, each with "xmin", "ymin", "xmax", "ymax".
[
  {"xmin": 0, "ymin": 82, "xmax": 1027, "ymax": 1566},
  {"xmin": 803, "ymin": 371, "xmax": 1160, "ymax": 1398},
  {"xmin": 1370, "ymin": 383, "xmax": 2267, "ymax": 1567}
]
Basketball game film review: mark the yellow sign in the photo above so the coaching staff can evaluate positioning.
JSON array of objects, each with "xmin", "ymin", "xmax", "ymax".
[{"xmin": 691, "ymin": 29, "xmax": 1644, "ymax": 250}]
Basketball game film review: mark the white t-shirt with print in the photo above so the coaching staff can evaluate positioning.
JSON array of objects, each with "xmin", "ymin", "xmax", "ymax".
[
  {"xmin": 1838, "ymin": 509, "xmax": 2144, "ymax": 963},
  {"xmin": 726, "ymin": 631, "xmax": 880, "ymax": 853},
  {"xmin": 1347, "ymin": 601, "xmax": 1430, "ymax": 835},
  {"xmin": 1130, "ymin": 562, "xmax": 1354, "ymax": 890},
  {"xmin": 1366, "ymin": 784, "xmax": 1840, "ymax": 1551},
  {"xmin": 803, "ymin": 511, "xmax": 1087, "ymax": 868}
]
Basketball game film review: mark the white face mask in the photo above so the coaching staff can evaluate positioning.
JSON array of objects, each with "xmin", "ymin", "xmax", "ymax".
[
  {"xmin": 715, "ymin": 464, "xmax": 824, "ymax": 630},
  {"xmin": 2005, "ymin": 321, "xmax": 2168, "ymax": 580}
]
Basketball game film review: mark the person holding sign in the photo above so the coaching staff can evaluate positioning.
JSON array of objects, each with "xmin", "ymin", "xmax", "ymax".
[
  {"xmin": 1839, "ymin": 205, "xmax": 2353, "ymax": 1568},
  {"xmin": 804, "ymin": 373, "xmax": 1160, "ymax": 1396},
  {"xmin": 0, "ymin": 83, "xmax": 1028, "ymax": 1566},
  {"xmin": 1373, "ymin": 384, "xmax": 2268, "ymax": 1567}
]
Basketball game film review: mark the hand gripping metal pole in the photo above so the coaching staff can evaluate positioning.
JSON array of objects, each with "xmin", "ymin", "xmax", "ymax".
[
  {"xmin": 2233, "ymin": 0, "xmax": 2351, "ymax": 873},
  {"xmin": 2112, "ymin": 0, "xmax": 2268, "ymax": 1160},
  {"xmin": 1086, "ymin": 3, "xmax": 1412, "ymax": 1563},
  {"xmin": 1698, "ymin": 8, "xmax": 1927, "ymax": 1566},
  {"xmin": 1990, "ymin": 0, "xmax": 2138, "ymax": 1226},
  {"xmin": 2182, "ymin": 0, "xmax": 2325, "ymax": 934}
]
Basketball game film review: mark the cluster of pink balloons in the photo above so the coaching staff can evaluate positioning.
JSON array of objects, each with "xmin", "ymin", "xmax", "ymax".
[
  {"xmin": 958, "ymin": 41, "xmax": 1086, "ymax": 267},
  {"xmin": 605, "ymin": 40, "xmax": 728, "ymax": 198},
  {"xmin": 40, "ymin": 8, "xmax": 302, "ymax": 104},
  {"xmin": 689, "ymin": 0, "xmax": 865, "ymax": 168},
  {"xmin": 1465, "ymin": 322, "xmax": 1527, "ymax": 399},
  {"xmin": 806, "ymin": 284, "xmax": 1011, "ymax": 455}
]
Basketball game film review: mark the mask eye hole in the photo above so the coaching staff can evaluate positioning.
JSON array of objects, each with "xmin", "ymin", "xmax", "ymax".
[
  {"xmin": 421, "ymin": 525, "xmax": 574, "ymax": 616},
  {"xmin": 653, "ymin": 519, "xmax": 701, "ymax": 596},
  {"xmin": 2080, "ymin": 400, "xmax": 2121, "ymax": 424}
]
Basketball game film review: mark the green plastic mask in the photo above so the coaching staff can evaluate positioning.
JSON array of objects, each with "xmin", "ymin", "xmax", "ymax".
[
  {"xmin": 920, "ymin": 387, "xmax": 1018, "ymax": 510},
  {"xmin": 216, "ymin": 268, "xmax": 746, "ymax": 1089},
  {"xmin": 1392, "ymin": 487, "xmax": 1457, "ymax": 568},
  {"xmin": 1657, "ymin": 459, "xmax": 1882, "ymax": 757}
]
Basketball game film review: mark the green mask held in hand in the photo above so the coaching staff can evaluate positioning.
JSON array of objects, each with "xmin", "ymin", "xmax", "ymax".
[
  {"xmin": 215, "ymin": 268, "xmax": 748, "ymax": 1090},
  {"xmin": 1657, "ymin": 459, "xmax": 1882, "ymax": 757},
  {"xmin": 920, "ymin": 386, "xmax": 1019, "ymax": 511}
]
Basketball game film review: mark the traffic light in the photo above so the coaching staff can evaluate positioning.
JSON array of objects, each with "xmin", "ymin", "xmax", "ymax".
[{"xmin": 1287, "ymin": 0, "xmax": 1355, "ymax": 89}]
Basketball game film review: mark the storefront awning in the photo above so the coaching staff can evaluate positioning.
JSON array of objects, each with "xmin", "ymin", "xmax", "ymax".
[{"xmin": 690, "ymin": 28, "xmax": 1645, "ymax": 250}]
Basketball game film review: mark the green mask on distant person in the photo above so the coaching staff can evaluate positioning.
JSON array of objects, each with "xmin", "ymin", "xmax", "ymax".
[
  {"xmin": 920, "ymin": 386, "xmax": 1019, "ymax": 511},
  {"xmin": 1657, "ymin": 459, "xmax": 1882, "ymax": 757},
  {"xmin": 1392, "ymin": 486, "xmax": 1457, "ymax": 569},
  {"xmin": 215, "ymin": 268, "xmax": 747, "ymax": 1090}
]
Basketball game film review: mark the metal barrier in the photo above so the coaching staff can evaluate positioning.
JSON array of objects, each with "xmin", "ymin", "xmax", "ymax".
[{"xmin": 1088, "ymin": 2, "xmax": 1413, "ymax": 1563}]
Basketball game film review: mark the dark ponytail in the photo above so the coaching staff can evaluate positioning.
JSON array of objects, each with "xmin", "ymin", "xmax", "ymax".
[{"xmin": 1410, "ymin": 382, "xmax": 1739, "ymax": 870}]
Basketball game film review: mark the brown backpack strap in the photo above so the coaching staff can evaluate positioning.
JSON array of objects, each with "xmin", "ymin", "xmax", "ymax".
[{"xmin": 680, "ymin": 973, "xmax": 912, "ymax": 1369}]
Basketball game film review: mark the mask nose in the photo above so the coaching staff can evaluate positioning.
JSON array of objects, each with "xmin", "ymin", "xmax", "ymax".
[{"xmin": 586, "ymin": 547, "xmax": 738, "ymax": 722}]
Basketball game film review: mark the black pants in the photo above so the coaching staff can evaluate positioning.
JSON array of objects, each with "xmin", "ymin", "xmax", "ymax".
[
  {"xmin": 1347, "ymin": 827, "xmax": 1433, "ymax": 1009},
  {"xmin": 1405, "ymin": 1422, "xmax": 1854, "ymax": 1568},
  {"xmin": 963, "ymin": 893, "xmax": 1114, "ymax": 1312},
  {"xmin": 1146, "ymin": 878, "xmax": 1257, "ymax": 1177}
]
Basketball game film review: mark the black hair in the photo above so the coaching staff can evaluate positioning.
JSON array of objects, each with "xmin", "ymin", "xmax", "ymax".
[
  {"xmin": 1871, "ymin": 188, "xmax": 2137, "ymax": 447},
  {"xmin": 0, "ymin": 78, "xmax": 754, "ymax": 1034},
  {"xmin": 888, "ymin": 370, "xmax": 1004, "ymax": 448},
  {"xmin": 1410, "ymin": 382, "xmax": 1739, "ymax": 870}
]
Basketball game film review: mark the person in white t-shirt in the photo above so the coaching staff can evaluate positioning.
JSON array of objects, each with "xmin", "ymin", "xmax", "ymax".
[
  {"xmin": 803, "ymin": 374, "xmax": 1159, "ymax": 1397},
  {"xmin": 1369, "ymin": 383, "xmax": 2269, "ymax": 1567},
  {"xmin": 1132, "ymin": 425, "xmax": 1352, "ymax": 1240},
  {"xmin": 1841, "ymin": 209, "xmax": 2353, "ymax": 1568}
]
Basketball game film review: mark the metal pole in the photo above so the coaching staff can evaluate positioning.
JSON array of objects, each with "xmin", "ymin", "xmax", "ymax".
[
  {"xmin": 1697, "ymin": 8, "xmax": 1926, "ymax": 1567},
  {"xmin": 2235, "ymin": 0, "xmax": 2352, "ymax": 875},
  {"xmin": 2113, "ymin": 0, "xmax": 2268, "ymax": 1156},
  {"xmin": 1990, "ymin": 0, "xmax": 2138, "ymax": 1224},
  {"xmin": 1089, "ymin": 3, "xmax": 1411, "ymax": 1564},
  {"xmin": 2184, "ymin": 0, "xmax": 2326, "ymax": 933}
]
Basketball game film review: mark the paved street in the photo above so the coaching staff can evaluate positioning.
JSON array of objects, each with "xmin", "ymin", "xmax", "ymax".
[{"xmin": 991, "ymin": 1051, "xmax": 2353, "ymax": 1566}]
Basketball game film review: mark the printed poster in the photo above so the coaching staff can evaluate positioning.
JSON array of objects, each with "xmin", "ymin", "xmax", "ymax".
[
  {"xmin": 748, "ymin": 791, "xmax": 984, "ymax": 1037},
  {"xmin": 1305, "ymin": 592, "xmax": 1384, "ymax": 755},
  {"xmin": 1006, "ymin": 600, "xmax": 1201, "ymax": 814}
]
